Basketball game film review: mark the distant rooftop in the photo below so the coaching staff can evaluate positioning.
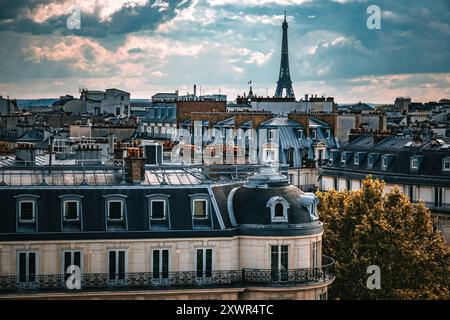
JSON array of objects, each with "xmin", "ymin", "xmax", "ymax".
[{"xmin": 0, "ymin": 163, "xmax": 209, "ymax": 187}]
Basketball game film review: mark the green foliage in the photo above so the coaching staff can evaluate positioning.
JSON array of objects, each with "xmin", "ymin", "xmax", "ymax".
[{"xmin": 317, "ymin": 176, "xmax": 450, "ymax": 300}]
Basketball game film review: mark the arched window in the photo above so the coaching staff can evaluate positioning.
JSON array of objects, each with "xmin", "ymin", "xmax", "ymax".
[
  {"xmin": 267, "ymin": 196, "xmax": 289, "ymax": 223},
  {"xmin": 274, "ymin": 203, "xmax": 284, "ymax": 217}
]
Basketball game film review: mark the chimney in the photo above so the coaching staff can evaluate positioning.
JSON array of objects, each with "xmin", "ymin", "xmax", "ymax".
[
  {"xmin": 194, "ymin": 84, "xmax": 197, "ymax": 97},
  {"xmin": 124, "ymin": 147, "xmax": 145, "ymax": 183},
  {"xmin": 108, "ymin": 133, "xmax": 114, "ymax": 161},
  {"xmin": 348, "ymin": 130, "xmax": 363, "ymax": 143},
  {"xmin": 374, "ymin": 131, "xmax": 390, "ymax": 143},
  {"xmin": 15, "ymin": 143, "xmax": 36, "ymax": 166},
  {"xmin": 305, "ymin": 94, "xmax": 308, "ymax": 101},
  {"xmin": 144, "ymin": 143, "xmax": 163, "ymax": 165}
]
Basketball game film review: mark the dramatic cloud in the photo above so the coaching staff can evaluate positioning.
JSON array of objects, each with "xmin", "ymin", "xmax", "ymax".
[{"xmin": 0, "ymin": 0, "xmax": 449, "ymax": 103}]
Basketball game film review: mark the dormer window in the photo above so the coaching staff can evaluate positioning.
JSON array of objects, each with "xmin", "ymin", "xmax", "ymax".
[
  {"xmin": 354, "ymin": 155, "xmax": 359, "ymax": 165},
  {"xmin": 193, "ymin": 199, "xmax": 208, "ymax": 219},
  {"xmin": 298, "ymin": 130, "xmax": 303, "ymax": 139},
  {"xmin": 341, "ymin": 154, "xmax": 346, "ymax": 166},
  {"xmin": 15, "ymin": 194, "xmax": 39, "ymax": 232},
  {"xmin": 300, "ymin": 193, "xmax": 319, "ymax": 221},
  {"xmin": 311, "ymin": 130, "xmax": 317, "ymax": 140},
  {"xmin": 411, "ymin": 158, "xmax": 418, "ymax": 169},
  {"xmin": 151, "ymin": 200, "xmax": 166, "ymax": 220},
  {"xmin": 19, "ymin": 201, "xmax": 35, "ymax": 222},
  {"xmin": 274, "ymin": 203, "xmax": 284, "ymax": 217},
  {"xmin": 104, "ymin": 194, "xmax": 128, "ymax": 230},
  {"xmin": 108, "ymin": 201, "xmax": 123, "ymax": 221},
  {"xmin": 63, "ymin": 201, "xmax": 80, "ymax": 221},
  {"xmin": 59, "ymin": 195, "xmax": 83, "ymax": 231},
  {"xmin": 443, "ymin": 159, "xmax": 450, "ymax": 172},
  {"xmin": 267, "ymin": 196, "xmax": 289, "ymax": 223},
  {"xmin": 326, "ymin": 130, "xmax": 331, "ymax": 139},
  {"xmin": 268, "ymin": 129, "xmax": 276, "ymax": 142},
  {"xmin": 382, "ymin": 156, "xmax": 387, "ymax": 169}
]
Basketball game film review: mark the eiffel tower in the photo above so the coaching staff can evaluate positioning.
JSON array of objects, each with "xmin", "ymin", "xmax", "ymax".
[{"xmin": 274, "ymin": 12, "xmax": 295, "ymax": 98}]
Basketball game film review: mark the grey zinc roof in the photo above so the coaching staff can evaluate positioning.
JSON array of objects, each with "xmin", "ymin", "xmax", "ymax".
[
  {"xmin": 0, "ymin": 165, "xmax": 209, "ymax": 186},
  {"xmin": 309, "ymin": 117, "xmax": 330, "ymax": 128},
  {"xmin": 215, "ymin": 117, "xmax": 235, "ymax": 127},
  {"xmin": 260, "ymin": 116, "xmax": 303, "ymax": 128},
  {"xmin": 278, "ymin": 126, "xmax": 304, "ymax": 150}
]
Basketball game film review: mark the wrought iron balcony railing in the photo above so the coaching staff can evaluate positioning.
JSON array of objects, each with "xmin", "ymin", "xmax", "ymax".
[
  {"xmin": 0, "ymin": 256, "xmax": 335, "ymax": 295},
  {"xmin": 422, "ymin": 202, "xmax": 450, "ymax": 212}
]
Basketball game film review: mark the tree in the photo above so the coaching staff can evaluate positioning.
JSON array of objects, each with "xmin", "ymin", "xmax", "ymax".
[{"xmin": 317, "ymin": 176, "xmax": 450, "ymax": 300}]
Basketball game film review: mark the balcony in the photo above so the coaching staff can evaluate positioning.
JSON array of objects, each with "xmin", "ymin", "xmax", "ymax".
[
  {"xmin": 422, "ymin": 202, "xmax": 450, "ymax": 213},
  {"xmin": 0, "ymin": 256, "xmax": 335, "ymax": 295}
]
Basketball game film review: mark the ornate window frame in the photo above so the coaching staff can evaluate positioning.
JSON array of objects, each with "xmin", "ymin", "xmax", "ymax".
[{"xmin": 266, "ymin": 196, "xmax": 290, "ymax": 223}]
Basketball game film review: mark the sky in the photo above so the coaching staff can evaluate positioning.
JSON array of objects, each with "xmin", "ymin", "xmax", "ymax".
[{"xmin": 0, "ymin": 0, "xmax": 449, "ymax": 103}]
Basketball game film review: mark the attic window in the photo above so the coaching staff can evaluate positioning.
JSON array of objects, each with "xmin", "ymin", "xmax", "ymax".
[
  {"xmin": 300, "ymin": 193, "xmax": 319, "ymax": 221},
  {"xmin": 368, "ymin": 156, "xmax": 373, "ymax": 167},
  {"xmin": 382, "ymin": 156, "xmax": 387, "ymax": 169},
  {"xmin": 442, "ymin": 159, "xmax": 450, "ymax": 171},
  {"xmin": 341, "ymin": 154, "xmax": 346, "ymax": 166},
  {"xmin": 193, "ymin": 200, "xmax": 208, "ymax": 219},
  {"xmin": 411, "ymin": 158, "xmax": 418, "ymax": 170},
  {"xmin": 268, "ymin": 129, "xmax": 276, "ymax": 142},
  {"xmin": 311, "ymin": 130, "xmax": 317, "ymax": 140},
  {"xmin": 274, "ymin": 203, "xmax": 284, "ymax": 217},
  {"xmin": 267, "ymin": 197, "xmax": 289, "ymax": 223},
  {"xmin": 354, "ymin": 155, "xmax": 359, "ymax": 165}
]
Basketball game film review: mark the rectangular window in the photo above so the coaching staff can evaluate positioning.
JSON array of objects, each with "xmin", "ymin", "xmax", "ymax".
[
  {"xmin": 408, "ymin": 185, "xmax": 415, "ymax": 202},
  {"xmin": 266, "ymin": 149, "xmax": 273, "ymax": 161},
  {"xmin": 271, "ymin": 245, "xmax": 288, "ymax": 281},
  {"xmin": 411, "ymin": 158, "xmax": 418, "ymax": 169},
  {"xmin": 311, "ymin": 130, "xmax": 317, "ymax": 140},
  {"xmin": 318, "ymin": 292, "xmax": 328, "ymax": 300},
  {"xmin": 108, "ymin": 250, "xmax": 127, "ymax": 280},
  {"xmin": 382, "ymin": 157, "xmax": 387, "ymax": 168},
  {"xmin": 18, "ymin": 252, "xmax": 37, "ymax": 282},
  {"xmin": 151, "ymin": 200, "xmax": 165, "ymax": 220},
  {"xmin": 434, "ymin": 187, "xmax": 443, "ymax": 208},
  {"xmin": 63, "ymin": 251, "xmax": 82, "ymax": 280},
  {"xmin": 152, "ymin": 249, "xmax": 169, "ymax": 279},
  {"xmin": 444, "ymin": 161, "xmax": 450, "ymax": 171},
  {"xmin": 108, "ymin": 201, "xmax": 123, "ymax": 221},
  {"xmin": 326, "ymin": 130, "xmax": 331, "ymax": 139},
  {"xmin": 196, "ymin": 248, "xmax": 212, "ymax": 278},
  {"xmin": 287, "ymin": 150, "xmax": 294, "ymax": 167},
  {"xmin": 268, "ymin": 129, "xmax": 276, "ymax": 142},
  {"xmin": 64, "ymin": 201, "xmax": 79, "ymax": 221},
  {"xmin": 193, "ymin": 200, "xmax": 207, "ymax": 218},
  {"xmin": 354, "ymin": 155, "xmax": 359, "ymax": 165},
  {"xmin": 368, "ymin": 156, "xmax": 373, "ymax": 166},
  {"xmin": 312, "ymin": 241, "xmax": 321, "ymax": 268},
  {"xmin": 19, "ymin": 201, "xmax": 34, "ymax": 222},
  {"xmin": 340, "ymin": 154, "xmax": 346, "ymax": 166}
]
